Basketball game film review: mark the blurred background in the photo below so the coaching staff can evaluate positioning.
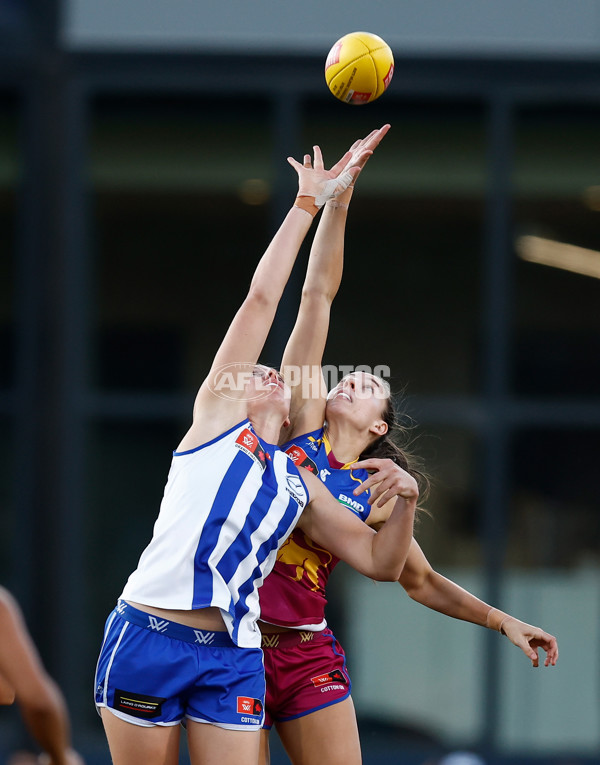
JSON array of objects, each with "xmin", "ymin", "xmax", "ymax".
[{"xmin": 1, "ymin": 0, "xmax": 599, "ymax": 762}]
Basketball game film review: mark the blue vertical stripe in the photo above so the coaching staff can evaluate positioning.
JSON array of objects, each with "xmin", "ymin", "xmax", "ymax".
[
  {"xmin": 192, "ymin": 449, "xmax": 253, "ymax": 609},
  {"xmin": 215, "ymin": 453, "xmax": 280, "ymax": 586},
  {"xmin": 230, "ymin": 492, "xmax": 301, "ymax": 644}
]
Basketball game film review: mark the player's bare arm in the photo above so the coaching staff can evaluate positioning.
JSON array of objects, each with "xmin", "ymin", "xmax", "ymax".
[
  {"xmin": 280, "ymin": 125, "xmax": 391, "ymax": 438},
  {"xmin": 177, "ymin": 141, "xmax": 373, "ymax": 451},
  {"xmin": 298, "ymin": 463, "xmax": 415, "ymax": 582},
  {"xmin": 0, "ymin": 588, "xmax": 83, "ymax": 765},
  {"xmin": 398, "ymin": 540, "xmax": 559, "ymax": 667}
]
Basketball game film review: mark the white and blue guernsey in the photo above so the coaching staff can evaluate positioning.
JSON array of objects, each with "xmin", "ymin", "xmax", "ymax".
[{"xmin": 121, "ymin": 420, "xmax": 309, "ymax": 648}]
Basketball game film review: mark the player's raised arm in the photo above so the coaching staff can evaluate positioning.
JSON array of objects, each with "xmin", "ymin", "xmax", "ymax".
[
  {"xmin": 178, "ymin": 138, "xmax": 382, "ymax": 450},
  {"xmin": 280, "ymin": 125, "xmax": 390, "ymax": 439}
]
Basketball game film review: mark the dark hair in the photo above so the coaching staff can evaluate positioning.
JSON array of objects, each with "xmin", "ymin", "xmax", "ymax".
[{"xmin": 359, "ymin": 393, "xmax": 430, "ymax": 512}]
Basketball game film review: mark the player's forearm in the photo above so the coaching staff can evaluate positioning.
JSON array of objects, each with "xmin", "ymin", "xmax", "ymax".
[
  {"xmin": 20, "ymin": 680, "xmax": 73, "ymax": 764},
  {"xmin": 404, "ymin": 570, "xmax": 493, "ymax": 627},
  {"xmin": 300, "ymin": 200, "xmax": 349, "ymax": 302},
  {"xmin": 248, "ymin": 205, "xmax": 314, "ymax": 308},
  {"xmin": 370, "ymin": 497, "xmax": 416, "ymax": 580},
  {"xmin": 0, "ymin": 672, "xmax": 15, "ymax": 704}
]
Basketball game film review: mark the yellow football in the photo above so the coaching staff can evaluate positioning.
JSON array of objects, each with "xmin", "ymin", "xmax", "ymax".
[{"xmin": 325, "ymin": 31, "xmax": 394, "ymax": 105}]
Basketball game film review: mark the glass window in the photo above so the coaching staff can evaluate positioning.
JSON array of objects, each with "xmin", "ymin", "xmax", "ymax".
[
  {"xmin": 412, "ymin": 425, "xmax": 482, "ymax": 567},
  {"xmin": 303, "ymin": 98, "xmax": 487, "ymax": 396},
  {"xmin": 0, "ymin": 0, "xmax": 31, "ymax": 39},
  {"xmin": 513, "ymin": 105, "xmax": 600, "ymax": 396},
  {"xmin": 510, "ymin": 428, "xmax": 600, "ymax": 568},
  {"xmin": 82, "ymin": 420, "xmax": 182, "ymax": 722},
  {"xmin": 89, "ymin": 95, "xmax": 272, "ymax": 394},
  {"xmin": 499, "ymin": 424, "xmax": 600, "ymax": 752},
  {"xmin": 0, "ymin": 419, "xmax": 14, "ymax": 582},
  {"xmin": 0, "ymin": 95, "xmax": 18, "ymax": 583},
  {"xmin": 0, "ymin": 95, "xmax": 18, "ymax": 389}
]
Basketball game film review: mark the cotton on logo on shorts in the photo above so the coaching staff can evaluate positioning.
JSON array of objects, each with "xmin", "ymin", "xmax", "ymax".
[{"xmin": 237, "ymin": 696, "xmax": 263, "ymax": 716}]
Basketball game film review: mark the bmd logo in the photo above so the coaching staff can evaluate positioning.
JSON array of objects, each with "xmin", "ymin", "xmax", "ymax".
[{"xmin": 338, "ymin": 494, "xmax": 364, "ymax": 514}]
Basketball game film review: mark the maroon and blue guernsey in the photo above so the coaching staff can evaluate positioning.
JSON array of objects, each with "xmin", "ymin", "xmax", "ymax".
[{"xmin": 258, "ymin": 428, "xmax": 372, "ymax": 630}]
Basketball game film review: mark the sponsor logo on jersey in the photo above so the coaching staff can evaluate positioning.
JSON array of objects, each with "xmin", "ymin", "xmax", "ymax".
[
  {"xmin": 237, "ymin": 696, "xmax": 263, "ymax": 716},
  {"xmin": 338, "ymin": 493, "xmax": 365, "ymax": 514},
  {"xmin": 310, "ymin": 669, "xmax": 347, "ymax": 688},
  {"xmin": 235, "ymin": 428, "xmax": 267, "ymax": 471},
  {"xmin": 285, "ymin": 444, "xmax": 318, "ymax": 474},
  {"xmin": 285, "ymin": 474, "xmax": 306, "ymax": 508},
  {"xmin": 319, "ymin": 468, "xmax": 331, "ymax": 482},
  {"xmin": 114, "ymin": 689, "xmax": 166, "ymax": 719}
]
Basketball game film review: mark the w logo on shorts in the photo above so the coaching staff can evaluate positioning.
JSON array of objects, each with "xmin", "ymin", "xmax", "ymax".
[
  {"xmin": 194, "ymin": 630, "xmax": 215, "ymax": 645},
  {"xmin": 237, "ymin": 696, "xmax": 263, "ymax": 716},
  {"xmin": 147, "ymin": 616, "xmax": 169, "ymax": 633}
]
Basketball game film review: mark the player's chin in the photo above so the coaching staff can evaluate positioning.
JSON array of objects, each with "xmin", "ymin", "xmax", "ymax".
[
  {"xmin": 268, "ymin": 385, "xmax": 290, "ymax": 403},
  {"xmin": 326, "ymin": 395, "xmax": 350, "ymax": 411},
  {"xmin": 268, "ymin": 388, "xmax": 292, "ymax": 417}
]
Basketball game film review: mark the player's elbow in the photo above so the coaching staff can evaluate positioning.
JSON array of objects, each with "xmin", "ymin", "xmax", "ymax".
[
  {"xmin": 0, "ymin": 686, "xmax": 15, "ymax": 705},
  {"xmin": 370, "ymin": 561, "xmax": 405, "ymax": 582},
  {"xmin": 400, "ymin": 568, "xmax": 432, "ymax": 601},
  {"xmin": 19, "ymin": 675, "xmax": 64, "ymax": 715},
  {"xmin": 246, "ymin": 285, "xmax": 278, "ymax": 312},
  {"xmin": 300, "ymin": 285, "xmax": 336, "ymax": 306}
]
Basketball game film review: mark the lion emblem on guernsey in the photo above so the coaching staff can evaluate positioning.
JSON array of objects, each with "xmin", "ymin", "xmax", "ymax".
[{"xmin": 276, "ymin": 531, "xmax": 334, "ymax": 592}]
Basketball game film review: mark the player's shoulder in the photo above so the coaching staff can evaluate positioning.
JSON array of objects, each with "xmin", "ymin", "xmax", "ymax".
[
  {"xmin": 281, "ymin": 426, "xmax": 324, "ymax": 451},
  {"xmin": 0, "ymin": 587, "xmax": 16, "ymax": 611},
  {"xmin": 281, "ymin": 428, "xmax": 323, "ymax": 476},
  {"xmin": 298, "ymin": 465, "xmax": 326, "ymax": 493},
  {"xmin": 0, "ymin": 588, "xmax": 22, "ymax": 629}
]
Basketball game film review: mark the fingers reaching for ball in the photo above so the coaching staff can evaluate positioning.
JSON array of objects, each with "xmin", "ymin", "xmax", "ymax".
[{"xmin": 287, "ymin": 124, "xmax": 390, "ymax": 208}]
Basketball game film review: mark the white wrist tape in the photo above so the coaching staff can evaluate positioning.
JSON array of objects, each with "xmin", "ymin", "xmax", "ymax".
[{"xmin": 314, "ymin": 170, "xmax": 354, "ymax": 207}]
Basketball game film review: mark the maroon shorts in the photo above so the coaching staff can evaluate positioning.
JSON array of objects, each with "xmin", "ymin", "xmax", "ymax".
[{"xmin": 261, "ymin": 627, "xmax": 351, "ymax": 728}]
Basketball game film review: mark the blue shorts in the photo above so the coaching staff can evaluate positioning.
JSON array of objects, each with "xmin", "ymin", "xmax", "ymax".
[{"xmin": 94, "ymin": 601, "xmax": 265, "ymax": 730}]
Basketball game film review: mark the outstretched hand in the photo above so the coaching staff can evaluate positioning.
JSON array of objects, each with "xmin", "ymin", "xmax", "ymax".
[
  {"xmin": 500, "ymin": 617, "xmax": 559, "ymax": 667},
  {"xmin": 352, "ymin": 457, "xmax": 419, "ymax": 508},
  {"xmin": 287, "ymin": 124, "xmax": 390, "ymax": 207},
  {"xmin": 341, "ymin": 123, "xmax": 391, "ymax": 186}
]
